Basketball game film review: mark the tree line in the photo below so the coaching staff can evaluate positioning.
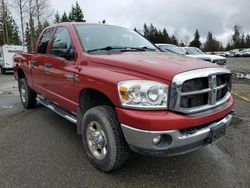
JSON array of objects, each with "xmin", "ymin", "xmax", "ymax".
[
  {"xmin": 1, "ymin": 0, "xmax": 250, "ymax": 52},
  {"xmin": 142, "ymin": 23, "xmax": 250, "ymax": 52}
]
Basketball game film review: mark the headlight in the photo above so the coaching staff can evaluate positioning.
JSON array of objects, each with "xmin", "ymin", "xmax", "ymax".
[{"xmin": 118, "ymin": 80, "xmax": 168, "ymax": 110}]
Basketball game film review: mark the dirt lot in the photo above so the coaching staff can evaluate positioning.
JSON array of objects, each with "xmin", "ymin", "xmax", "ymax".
[{"xmin": 0, "ymin": 58, "xmax": 249, "ymax": 188}]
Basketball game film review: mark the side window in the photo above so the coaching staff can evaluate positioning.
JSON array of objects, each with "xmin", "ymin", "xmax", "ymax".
[
  {"xmin": 37, "ymin": 28, "xmax": 54, "ymax": 54},
  {"xmin": 51, "ymin": 27, "xmax": 72, "ymax": 56}
]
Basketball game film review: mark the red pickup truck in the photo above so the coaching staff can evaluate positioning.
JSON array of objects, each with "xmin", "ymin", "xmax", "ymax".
[{"xmin": 13, "ymin": 23, "xmax": 234, "ymax": 172}]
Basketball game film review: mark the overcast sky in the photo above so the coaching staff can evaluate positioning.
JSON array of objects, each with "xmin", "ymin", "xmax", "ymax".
[{"xmin": 51, "ymin": 0, "xmax": 250, "ymax": 45}]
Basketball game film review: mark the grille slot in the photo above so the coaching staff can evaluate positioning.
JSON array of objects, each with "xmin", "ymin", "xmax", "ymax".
[
  {"xmin": 181, "ymin": 77, "xmax": 208, "ymax": 92},
  {"xmin": 180, "ymin": 93, "xmax": 208, "ymax": 108}
]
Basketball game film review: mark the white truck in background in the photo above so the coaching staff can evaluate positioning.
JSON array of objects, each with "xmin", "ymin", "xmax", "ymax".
[{"xmin": 0, "ymin": 45, "xmax": 27, "ymax": 74}]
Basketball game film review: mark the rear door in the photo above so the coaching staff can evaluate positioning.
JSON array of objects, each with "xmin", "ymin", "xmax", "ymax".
[
  {"xmin": 44, "ymin": 26, "xmax": 78, "ymax": 112},
  {"xmin": 31, "ymin": 28, "xmax": 54, "ymax": 95}
]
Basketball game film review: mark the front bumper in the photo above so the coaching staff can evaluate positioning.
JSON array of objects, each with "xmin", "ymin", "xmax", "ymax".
[{"xmin": 121, "ymin": 113, "xmax": 233, "ymax": 156}]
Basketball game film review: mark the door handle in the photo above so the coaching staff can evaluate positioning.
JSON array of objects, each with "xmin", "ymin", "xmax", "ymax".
[{"xmin": 44, "ymin": 63, "xmax": 52, "ymax": 68}]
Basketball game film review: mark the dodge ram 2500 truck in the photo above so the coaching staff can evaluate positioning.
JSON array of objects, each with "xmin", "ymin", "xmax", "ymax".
[{"xmin": 13, "ymin": 23, "xmax": 234, "ymax": 172}]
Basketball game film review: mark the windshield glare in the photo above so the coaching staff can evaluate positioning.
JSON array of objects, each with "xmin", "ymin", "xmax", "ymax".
[
  {"xmin": 159, "ymin": 44, "xmax": 186, "ymax": 55},
  {"xmin": 75, "ymin": 25, "xmax": 158, "ymax": 53},
  {"xmin": 185, "ymin": 47, "xmax": 204, "ymax": 55}
]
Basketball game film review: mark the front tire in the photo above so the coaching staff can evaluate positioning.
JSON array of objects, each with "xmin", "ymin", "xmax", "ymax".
[
  {"xmin": 81, "ymin": 106, "xmax": 130, "ymax": 172},
  {"xmin": 18, "ymin": 78, "xmax": 37, "ymax": 108}
]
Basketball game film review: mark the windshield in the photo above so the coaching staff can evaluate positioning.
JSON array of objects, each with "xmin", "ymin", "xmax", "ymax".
[
  {"xmin": 75, "ymin": 24, "xmax": 158, "ymax": 53},
  {"xmin": 185, "ymin": 47, "xmax": 204, "ymax": 55},
  {"xmin": 158, "ymin": 44, "xmax": 186, "ymax": 55}
]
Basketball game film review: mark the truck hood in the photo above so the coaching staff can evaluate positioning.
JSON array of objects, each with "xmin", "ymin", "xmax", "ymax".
[
  {"xmin": 187, "ymin": 54, "xmax": 225, "ymax": 61},
  {"xmin": 88, "ymin": 52, "xmax": 218, "ymax": 81}
]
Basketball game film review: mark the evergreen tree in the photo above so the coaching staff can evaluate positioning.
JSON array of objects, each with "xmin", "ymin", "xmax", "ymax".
[
  {"xmin": 170, "ymin": 35, "xmax": 178, "ymax": 45},
  {"xmin": 203, "ymin": 31, "xmax": 221, "ymax": 52},
  {"xmin": 0, "ymin": 5, "xmax": 21, "ymax": 45},
  {"xmin": 179, "ymin": 41, "xmax": 185, "ymax": 47},
  {"xmin": 162, "ymin": 28, "xmax": 170, "ymax": 43},
  {"xmin": 232, "ymin": 25, "xmax": 241, "ymax": 48},
  {"xmin": 189, "ymin": 29, "xmax": 201, "ymax": 48},
  {"xmin": 240, "ymin": 33, "xmax": 246, "ymax": 48},
  {"xmin": 10, "ymin": 17, "xmax": 21, "ymax": 45},
  {"xmin": 143, "ymin": 23, "xmax": 149, "ymax": 39},
  {"xmin": 68, "ymin": 5, "xmax": 75, "ymax": 21},
  {"xmin": 54, "ymin": 11, "xmax": 61, "ymax": 23},
  {"xmin": 225, "ymin": 42, "xmax": 232, "ymax": 51},
  {"xmin": 25, "ymin": 23, "xmax": 32, "ymax": 51},
  {"xmin": 246, "ymin": 34, "xmax": 250, "ymax": 48},
  {"xmin": 68, "ymin": 1, "xmax": 85, "ymax": 22},
  {"xmin": 61, "ymin": 12, "xmax": 69, "ymax": 22}
]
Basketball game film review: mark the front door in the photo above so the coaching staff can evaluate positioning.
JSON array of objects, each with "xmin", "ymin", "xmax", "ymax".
[{"xmin": 44, "ymin": 26, "xmax": 78, "ymax": 113}]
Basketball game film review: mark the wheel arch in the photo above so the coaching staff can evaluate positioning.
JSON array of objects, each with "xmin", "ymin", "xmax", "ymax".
[{"xmin": 76, "ymin": 88, "xmax": 118, "ymax": 135}]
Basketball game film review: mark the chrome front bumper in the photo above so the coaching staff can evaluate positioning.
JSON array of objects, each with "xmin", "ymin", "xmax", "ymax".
[{"xmin": 121, "ymin": 114, "xmax": 233, "ymax": 156}]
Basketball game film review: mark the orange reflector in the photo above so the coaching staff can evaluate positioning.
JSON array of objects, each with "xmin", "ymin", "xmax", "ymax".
[{"xmin": 119, "ymin": 87, "xmax": 128, "ymax": 101}]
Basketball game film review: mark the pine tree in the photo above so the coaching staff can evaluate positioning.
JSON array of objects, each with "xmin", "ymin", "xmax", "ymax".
[
  {"xmin": 54, "ymin": 11, "xmax": 61, "ymax": 23},
  {"xmin": 10, "ymin": 17, "xmax": 21, "ymax": 45},
  {"xmin": 204, "ymin": 31, "xmax": 221, "ymax": 52},
  {"xmin": 143, "ymin": 23, "xmax": 149, "ymax": 39},
  {"xmin": 68, "ymin": 5, "xmax": 75, "ymax": 21},
  {"xmin": 68, "ymin": 1, "xmax": 85, "ymax": 22},
  {"xmin": 162, "ymin": 28, "xmax": 170, "ymax": 43},
  {"xmin": 61, "ymin": 12, "xmax": 69, "ymax": 22},
  {"xmin": 179, "ymin": 41, "xmax": 185, "ymax": 47},
  {"xmin": 189, "ymin": 29, "xmax": 201, "ymax": 48},
  {"xmin": 0, "ymin": 4, "xmax": 21, "ymax": 45},
  {"xmin": 240, "ymin": 33, "xmax": 246, "ymax": 48},
  {"xmin": 246, "ymin": 34, "xmax": 250, "ymax": 48},
  {"xmin": 225, "ymin": 42, "xmax": 232, "ymax": 51},
  {"xmin": 232, "ymin": 25, "xmax": 241, "ymax": 48},
  {"xmin": 170, "ymin": 35, "xmax": 178, "ymax": 45}
]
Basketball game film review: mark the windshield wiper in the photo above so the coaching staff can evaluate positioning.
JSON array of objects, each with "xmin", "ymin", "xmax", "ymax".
[
  {"xmin": 87, "ymin": 46, "xmax": 156, "ymax": 53},
  {"xmin": 87, "ymin": 46, "xmax": 127, "ymax": 53},
  {"xmin": 122, "ymin": 46, "xmax": 156, "ymax": 52}
]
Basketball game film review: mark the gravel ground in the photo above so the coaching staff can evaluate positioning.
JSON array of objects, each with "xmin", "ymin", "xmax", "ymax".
[{"xmin": 0, "ymin": 59, "xmax": 250, "ymax": 188}]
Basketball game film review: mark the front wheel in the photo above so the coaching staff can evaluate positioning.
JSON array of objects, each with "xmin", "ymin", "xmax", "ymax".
[
  {"xmin": 18, "ymin": 78, "xmax": 37, "ymax": 108},
  {"xmin": 81, "ymin": 106, "xmax": 130, "ymax": 172}
]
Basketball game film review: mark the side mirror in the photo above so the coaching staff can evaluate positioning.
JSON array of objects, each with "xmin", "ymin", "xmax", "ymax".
[
  {"xmin": 51, "ymin": 42, "xmax": 75, "ymax": 60},
  {"xmin": 52, "ymin": 42, "xmax": 67, "ymax": 49}
]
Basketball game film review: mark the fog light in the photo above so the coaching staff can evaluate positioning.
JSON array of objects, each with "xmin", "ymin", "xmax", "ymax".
[{"xmin": 152, "ymin": 135, "xmax": 161, "ymax": 145}]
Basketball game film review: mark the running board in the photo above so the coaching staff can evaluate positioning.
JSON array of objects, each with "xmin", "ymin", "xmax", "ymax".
[{"xmin": 36, "ymin": 96, "xmax": 77, "ymax": 124}]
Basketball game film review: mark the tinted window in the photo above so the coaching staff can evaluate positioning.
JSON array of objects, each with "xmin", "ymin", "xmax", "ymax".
[
  {"xmin": 51, "ymin": 27, "xmax": 72, "ymax": 56},
  {"xmin": 37, "ymin": 28, "xmax": 54, "ymax": 54}
]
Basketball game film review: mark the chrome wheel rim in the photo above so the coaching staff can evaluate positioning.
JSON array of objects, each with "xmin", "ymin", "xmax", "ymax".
[
  {"xmin": 20, "ymin": 84, "xmax": 26, "ymax": 103},
  {"xmin": 87, "ymin": 121, "xmax": 108, "ymax": 160}
]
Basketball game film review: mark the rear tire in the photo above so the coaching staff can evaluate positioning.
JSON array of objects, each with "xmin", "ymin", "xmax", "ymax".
[
  {"xmin": 81, "ymin": 105, "xmax": 130, "ymax": 172},
  {"xmin": 18, "ymin": 78, "xmax": 37, "ymax": 108}
]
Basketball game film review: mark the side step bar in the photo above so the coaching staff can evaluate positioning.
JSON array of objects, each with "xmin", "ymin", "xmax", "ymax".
[{"xmin": 36, "ymin": 95, "xmax": 77, "ymax": 124}]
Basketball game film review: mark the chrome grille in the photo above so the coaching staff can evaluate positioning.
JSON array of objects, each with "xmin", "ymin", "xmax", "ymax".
[{"xmin": 169, "ymin": 68, "xmax": 231, "ymax": 114}]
